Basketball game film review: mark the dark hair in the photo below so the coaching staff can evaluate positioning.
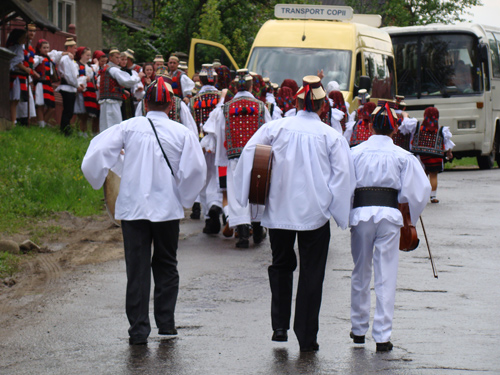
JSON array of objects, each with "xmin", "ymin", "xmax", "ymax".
[
  {"xmin": 372, "ymin": 113, "xmax": 394, "ymax": 135},
  {"xmin": 143, "ymin": 62, "xmax": 154, "ymax": 75},
  {"xmin": 6, "ymin": 29, "xmax": 27, "ymax": 48},
  {"xmin": 146, "ymin": 100, "xmax": 171, "ymax": 112},
  {"xmin": 297, "ymin": 97, "xmax": 324, "ymax": 113},
  {"xmin": 199, "ymin": 75, "xmax": 217, "ymax": 86}
]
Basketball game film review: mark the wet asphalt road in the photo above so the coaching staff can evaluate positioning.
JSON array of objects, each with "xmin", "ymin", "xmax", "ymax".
[{"xmin": 1, "ymin": 168, "xmax": 500, "ymax": 374}]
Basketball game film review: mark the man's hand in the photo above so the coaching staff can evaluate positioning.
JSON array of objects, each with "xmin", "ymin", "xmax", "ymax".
[
  {"xmin": 32, "ymin": 71, "xmax": 40, "ymax": 79},
  {"xmin": 138, "ymin": 72, "xmax": 145, "ymax": 79},
  {"xmin": 77, "ymin": 84, "xmax": 85, "ymax": 93},
  {"xmin": 317, "ymin": 69, "xmax": 324, "ymax": 80}
]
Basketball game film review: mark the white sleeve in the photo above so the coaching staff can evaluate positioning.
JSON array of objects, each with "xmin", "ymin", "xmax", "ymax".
[
  {"xmin": 442, "ymin": 127, "xmax": 455, "ymax": 150},
  {"xmin": 399, "ymin": 154, "xmax": 432, "ymax": 225},
  {"xmin": 181, "ymin": 74, "xmax": 195, "ymax": 97},
  {"xmin": 327, "ymin": 136, "xmax": 355, "ymax": 230},
  {"xmin": 179, "ymin": 101, "xmax": 198, "ymax": 137},
  {"xmin": 264, "ymin": 106, "xmax": 273, "ymax": 123},
  {"xmin": 59, "ymin": 56, "xmax": 79, "ymax": 88},
  {"xmin": 81, "ymin": 125, "xmax": 125, "ymax": 189},
  {"xmin": 110, "ymin": 67, "xmax": 140, "ymax": 88},
  {"xmin": 399, "ymin": 117, "xmax": 418, "ymax": 135},
  {"xmin": 175, "ymin": 131, "xmax": 207, "ymax": 207},
  {"xmin": 271, "ymin": 105, "xmax": 283, "ymax": 120},
  {"xmin": 48, "ymin": 50, "xmax": 63, "ymax": 64}
]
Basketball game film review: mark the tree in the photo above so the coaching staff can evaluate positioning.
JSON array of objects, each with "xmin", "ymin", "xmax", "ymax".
[{"xmin": 345, "ymin": 0, "xmax": 483, "ymax": 26}]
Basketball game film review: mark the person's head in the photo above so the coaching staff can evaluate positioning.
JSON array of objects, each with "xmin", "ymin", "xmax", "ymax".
[
  {"xmin": 281, "ymin": 79, "xmax": 299, "ymax": 96},
  {"xmin": 93, "ymin": 50, "xmax": 107, "ymax": 67},
  {"xmin": 233, "ymin": 69, "xmax": 253, "ymax": 92},
  {"xmin": 76, "ymin": 47, "xmax": 91, "ymax": 63},
  {"xmin": 296, "ymin": 75, "xmax": 326, "ymax": 113},
  {"xmin": 329, "ymin": 90, "xmax": 347, "ymax": 113},
  {"xmin": 108, "ymin": 47, "xmax": 121, "ymax": 65},
  {"xmin": 143, "ymin": 63, "xmax": 154, "ymax": 78},
  {"xmin": 124, "ymin": 49, "xmax": 135, "ymax": 68},
  {"xmin": 119, "ymin": 52, "xmax": 128, "ymax": 68},
  {"xmin": 144, "ymin": 76, "xmax": 173, "ymax": 113},
  {"xmin": 178, "ymin": 60, "xmax": 188, "ymax": 72},
  {"xmin": 168, "ymin": 56, "xmax": 179, "ymax": 72},
  {"xmin": 64, "ymin": 38, "xmax": 77, "ymax": 55},
  {"xmin": 326, "ymin": 80, "xmax": 340, "ymax": 95},
  {"xmin": 35, "ymin": 39, "xmax": 50, "ymax": 56},
  {"xmin": 27, "ymin": 23, "xmax": 36, "ymax": 42},
  {"xmin": 6, "ymin": 29, "xmax": 27, "ymax": 48},
  {"xmin": 370, "ymin": 101, "xmax": 398, "ymax": 136},
  {"xmin": 199, "ymin": 64, "xmax": 217, "ymax": 86}
]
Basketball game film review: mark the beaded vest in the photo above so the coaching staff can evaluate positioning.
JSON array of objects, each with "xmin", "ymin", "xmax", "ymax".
[
  {"xmin": 224, "ymin": 96, "xmax": 266, "ymax": 159},
  {"xmin": 190, "ymin": 90, "xmax": 221, "ymax": 138},
  {"xmin": 170, "ymin": 70, "xmax": 184, "ymax": 98},
  {"xmin": 392, "ymin": 114, "xmax": 411, "ymax": 151},
  {"xmin": 99, "ymin": 65, "xmax": 124, "ymax": 101},
  {"xmin": 167, "ymin": 96, "xmax": 182, "ymax": 122},
  {"xmin": 350, "ymin": 119, "xmax": 372, "ymax": 147},
  {"xmin": 411, "ymin": 125, "xmax": 445, "ymax": 157}
]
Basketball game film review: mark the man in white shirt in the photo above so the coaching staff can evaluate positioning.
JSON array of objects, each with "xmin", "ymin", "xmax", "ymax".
[
  {"xmin": 233, "ymin": 76, "xmax": 355, "ymax": 352},
  {"xmin": 202, "ymin": 69, "xmax": 273, "ymax": 248},
  {"xmin": 56, "ymin": 37, "xmax": 82, "ymax": 135},
  {"xmin": 348, "ymin": 102, "xmax": 431, "ymax": 352},
  {"xmin": 98, "ymin": 47, "xmax": 141, "ymax": 132},
  {"xmin": 167, "ymin": 55, "xmax": 195, "ymax": 104},
  {"xmin": 82, "ymin": 77, "xmax": 206, "ymax": 346}
]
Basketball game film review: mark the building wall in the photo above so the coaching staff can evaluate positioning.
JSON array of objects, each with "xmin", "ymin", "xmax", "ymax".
[{"xmin": 76, "ymin": 0, "xmax": 103, "ymax": 52}]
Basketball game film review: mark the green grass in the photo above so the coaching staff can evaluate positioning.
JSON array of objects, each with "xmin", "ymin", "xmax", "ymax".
[
  {"xmin": 0, "ymin": 126, "xmax": 104, "ymax": 234},
  {"xmin": 444, "ymin": 157, "xmax": 498, "ymax": 169},
  {"xmin": 0, "ymin": 251, "xmax": 20, "ymax": 278}
]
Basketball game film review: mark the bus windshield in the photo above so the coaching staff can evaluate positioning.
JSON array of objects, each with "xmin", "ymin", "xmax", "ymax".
[
  {"xmin": 247, "ymin": 47, "xmax": 352, "ymax": 91},
  {"xmin": 392, "ymin": 33, "xmax": 483, "ymax": 98}
]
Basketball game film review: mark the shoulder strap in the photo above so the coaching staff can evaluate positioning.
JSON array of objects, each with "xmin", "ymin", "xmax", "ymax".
[{"xmin": 147, "ymin": 117, "xmax": 174, "ymax": 176}]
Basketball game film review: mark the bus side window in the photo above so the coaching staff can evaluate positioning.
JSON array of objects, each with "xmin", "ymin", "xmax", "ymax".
[{"xmin": 488, "ymin": 32, "xmax": 500, "ymax": 78}]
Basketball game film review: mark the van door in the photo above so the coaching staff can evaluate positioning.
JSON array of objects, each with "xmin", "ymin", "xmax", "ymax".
[{"xmin": 188, "ymin": 39, "xmax": 239, "ymax": 78}]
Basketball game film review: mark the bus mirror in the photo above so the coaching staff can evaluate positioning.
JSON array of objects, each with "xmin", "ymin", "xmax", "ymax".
[
  {"xmin": 359, "ymin": 75, "xmax": 371, "ymax": 92},
  {"xmin": 479, "ymin": 43, "xmax": 489, "ymax": 63}
]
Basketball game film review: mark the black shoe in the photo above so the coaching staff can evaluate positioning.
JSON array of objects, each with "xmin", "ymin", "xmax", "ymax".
[
  {"xmin": 271, "ymin": 329, "xmax": 288, "ymax": 342},
  {"xmin": 251, "ymin": 222, "xmax": 267, "ymax": 244},
  {"xmin": 158, "ymin": 328, "xmax": 178, "ymax": 335},
  {"xmin": 350, "ymin": 331, "xmax": 365, "ymax": 344},
  {"xmin": 190, "ymin": 202, "xmax": 201, "ymax": 220},
  {"xmin": 376, "ymin": 341, "xmax": 393, "ymax": 352},
  {"xmin": 235, "ymin": 224, "xmax": 250, "ymax": 248},
  {"xmin": 129, "ymin": 337, "xmax": 148, "ymax": 345},
  {"xmin": 204, "ymin": 205, "xmax": 221, "ymax": 234},
  {"xmin": 300, "ymin": 342, "xmax": 319, "ymax": 352}
]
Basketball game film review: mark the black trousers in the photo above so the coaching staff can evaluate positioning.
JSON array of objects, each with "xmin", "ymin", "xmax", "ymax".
[
  {"xmin": 59, "ymin": 90, "xmax": 76, "ymax": 135},
  {"xmin": 268, "ymin": 221, "xmax": 330, "ymax": 348},
  {"xmin": 121, "ymin": 219, "xmax": 180, "ymax": 340}
]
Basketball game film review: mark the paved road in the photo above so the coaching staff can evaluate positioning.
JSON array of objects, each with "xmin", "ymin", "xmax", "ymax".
[{"xmin": 1, "ymin": 168, "xmax": 499, "ymax": 374}]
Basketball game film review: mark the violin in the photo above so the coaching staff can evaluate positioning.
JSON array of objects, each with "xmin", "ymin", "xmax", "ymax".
[{"xmin": 399, "ymin": 202, "xmax": 419, "ymax": 251}]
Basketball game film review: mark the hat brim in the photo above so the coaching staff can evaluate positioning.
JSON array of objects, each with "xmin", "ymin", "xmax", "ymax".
[{"xmin": 296, "ymin": 86, "xmax": 325, "ymax": 100}]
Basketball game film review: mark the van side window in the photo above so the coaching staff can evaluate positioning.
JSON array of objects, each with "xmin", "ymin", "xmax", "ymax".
[
  {"xmin": 489, "ymin": 32, "xmax": 500, "ymax": 78},
  {"xmin": 355, "ymin": 52, "xmax": 362, "ymax": 87},
  {"xmin": 364, "ymin": 51, "xmax": 395, "ymax": 99}
]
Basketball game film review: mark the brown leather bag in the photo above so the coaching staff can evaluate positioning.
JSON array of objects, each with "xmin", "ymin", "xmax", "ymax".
[{"xmin": 399, "ymin": 202, "xmax": 419, "ymax": 251}]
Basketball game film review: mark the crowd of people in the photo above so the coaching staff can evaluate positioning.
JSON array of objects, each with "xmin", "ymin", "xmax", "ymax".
[{"xmin": 8, "ymin": 24, "xmax": 453, "ymax": 354}]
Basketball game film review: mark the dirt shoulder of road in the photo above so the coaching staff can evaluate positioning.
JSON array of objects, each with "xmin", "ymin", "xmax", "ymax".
[{"xmin": 0, "ymin": 212, "xmax": 124, "ymax": 316}]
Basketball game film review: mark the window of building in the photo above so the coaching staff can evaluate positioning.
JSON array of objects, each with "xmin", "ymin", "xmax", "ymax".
[{"xmin": 48, "ymin": 0, "xmax": 75, "ymax": 32}]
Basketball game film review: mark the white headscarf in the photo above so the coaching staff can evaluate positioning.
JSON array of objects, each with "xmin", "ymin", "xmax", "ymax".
[{"xmin": 326, "ymin": 80, "xmax": 340, "ymax": 94}]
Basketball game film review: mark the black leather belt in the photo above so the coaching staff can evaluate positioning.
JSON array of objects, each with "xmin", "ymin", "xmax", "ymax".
[{"xmin": 353, "ymin": 187, "xmax": 399, "ymax": 209}]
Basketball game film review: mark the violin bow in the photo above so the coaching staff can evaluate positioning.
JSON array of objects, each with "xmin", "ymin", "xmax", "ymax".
[{"xmin": 419, "ymin": 216, "xmax": 438, "ymax": 279}]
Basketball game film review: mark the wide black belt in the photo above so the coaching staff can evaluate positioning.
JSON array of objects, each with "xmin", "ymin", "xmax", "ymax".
[{"xmin": 353, "ymin": 187, "xmax": 399, "ymax": 209}]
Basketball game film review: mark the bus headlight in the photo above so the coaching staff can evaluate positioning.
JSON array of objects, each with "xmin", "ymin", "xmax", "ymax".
[{"xmin": 457, "ymin": 120, "xmax": 476, "ymax": 129}]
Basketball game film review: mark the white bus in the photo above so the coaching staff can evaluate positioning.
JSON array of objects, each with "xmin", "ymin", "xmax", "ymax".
[{"xmin": 385, "ymin": 24, "xmax": 500, "ymax": 169}]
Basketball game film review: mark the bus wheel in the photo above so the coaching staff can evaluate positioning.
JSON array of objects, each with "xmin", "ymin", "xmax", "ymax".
[{"xmin": 477, "ymin": 135, "xmax": 498, "ymax": 169}]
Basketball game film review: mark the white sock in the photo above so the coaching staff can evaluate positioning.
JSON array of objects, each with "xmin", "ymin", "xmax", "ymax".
[
  {"xmin": 38, "ymin": 121, "xmax": 46, "ymax": 128},
  {"xmin": 430, "ymin": 190, "xmax": 437, "ymax": 199}
]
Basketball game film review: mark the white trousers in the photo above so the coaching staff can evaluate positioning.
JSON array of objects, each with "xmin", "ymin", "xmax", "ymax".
[
  {"xmin": 199, "ymin": 152, "xmax": 223, "ymax": 218},
  {"xmin": 226, "ymin": 158, "xmax": 263, "ymax": 227},
  {"xmin": 99, "ymin": 101, "xmax": 122, "ymax": 132},
  {"xmin": 17, "ymin": 86, "xmax": 36, "ymax": 118},
  {"xmin": 350, "ymin": 218, "xmax": 400, "ymax": 343}
]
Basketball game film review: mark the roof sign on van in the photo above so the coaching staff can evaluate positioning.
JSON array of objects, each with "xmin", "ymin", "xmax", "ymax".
[{"xmin": 274, "ymin": 4, "xmax": 353, "ymax": 21}]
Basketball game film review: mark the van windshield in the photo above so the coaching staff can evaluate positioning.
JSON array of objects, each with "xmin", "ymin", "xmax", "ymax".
[
  {"xmin": 247, "ymin": 47, "xmax": 352, "ymax": 91},
  {"xmin": 391, "ymin": 33, "xmax": 483, "ymax": 98}
]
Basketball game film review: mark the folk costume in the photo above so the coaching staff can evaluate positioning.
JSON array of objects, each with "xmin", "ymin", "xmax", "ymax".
[
  {"xmin": 74, "ymin": 48, "xmax": 99, "ymax": 118},
  {"xmin": 34, "ymin": 40, "xmax": 56, "ymax": 111},
  {"xmin": 391, "ymin": 96, "xmax": 418, "ymax": 151},
  {"xmin": 411, "ymin": 107, "xmax": 454, "ymax": 203},
  {"xmin": 82, "ymin": 77, "xmax": 206, "ymax": 345},
  {"xmin": 98, "ymin": 48, "xmax": 140, "ymax": 132},
  {"xmin": 57, "ymin": 38, "xmax": 80, "ymax": 135},
  {"xmin": 190, "ymin": 64, "xmax": 224, "ymax": 232},
  {"xmin": 17, "ymin": 37, "xmax": 39, "ymax": 121},
  {"xmin": 349, "ymin": 102, "xmax": 431, "ymax": 352},
  {"xmin": 233, "ymin": 76, "xmax": 355, "ymax": 352},
  {"xmin": 202, "ymin": 69, "xmax": 272, "ymax": 248},
  {"xmin": 263, "ymin": 78, "xmax": 283, "ymax": 120},
  {"xmin": 8, "ymin": 35, "xmax": 28, "ymax": 103},
  {"xmin": 345, "ymin": 101, "xmax": 376, "ymax": 147},
  {"xmin": 168, "ymin": 57, "xmax": 195, "ymax": 99}
]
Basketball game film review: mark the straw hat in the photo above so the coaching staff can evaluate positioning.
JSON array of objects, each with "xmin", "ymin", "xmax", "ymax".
[
  {"xmin": 153, "ymin": 54, "xmax": 164, "ymax": 63},
  {"xmin": 124, "ymin": 49, "xmax": 135, "ymax": 60},
  {"xmin": 64, "ymin": 37, "xmax": 77, "ymax": 47},
  {"xmin": 179, "ymin": 60, "xmax": 188, "ymax": 70},
  {"xmin": 109, "ymin": 46, "xmax": 120, "ymax": 55},
  {"xmin": 296, "ymin": 75, "xmax": 326, "ymax": 100}
]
